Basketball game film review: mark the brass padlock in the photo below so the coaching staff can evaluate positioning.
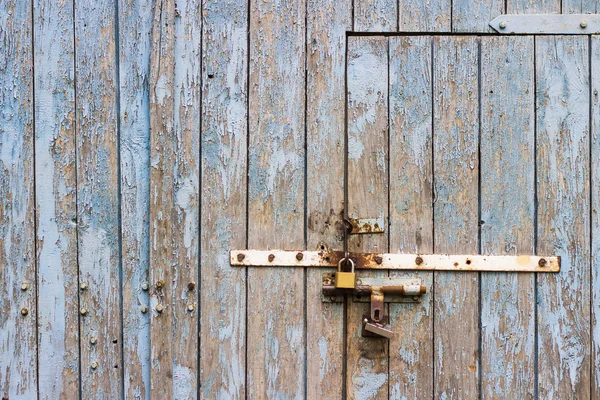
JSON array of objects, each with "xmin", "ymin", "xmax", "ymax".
[{"xmin": 335, "ymin": 257, "xmax": 356, "ymax": 289}]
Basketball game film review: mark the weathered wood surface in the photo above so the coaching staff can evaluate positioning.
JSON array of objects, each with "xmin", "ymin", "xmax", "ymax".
[
  {"xmin": 480, "ymin": 35, "xmax": 536, "ymax": 399},
  {"xmin": 433, "ymin": 36, "xmax": 480, "ymax": 400},
  {"xmin": 346, "ymin": 36, "xmax": 389, "ymax": 400},
  {"xmin": 354, "ymin": 0, "xmax": 397, "ymax": 31},
  {"xmin": 507, "ymin": 0, "xmax": 560, "ymax": 14},
  {"xmin": 75, "ymin": 0, "xmax": 122, "ymax": 397},
  {"xmin": 388, "ymin": 35, "xmax": 434, "ymax": 399},
  {"xmin": 306, "ymin": 0, "xmax": 351, "ymax": 397},
  {"xmin": 247, "ymin": 0, "xmax": 306, "ymax": 398},
  {"xmin": 398, "ymin": 0, "xmax": 450, "ymax": 31},
  {"xmin": 200, "ymin": 0, "xmax": 247, "ymax": 398},
  {"xmin": 593, "ymin": 33, "xmax": 600, "ymax": 400},
  {"xmin": 536, "ymin": 35, "xmax": 591, "ymax": 399},
  {"xmin": 452, "ymin": 0, "xmax": 502, "ymax": 32},
  {"xmin": 34, "ymin": 0, "xmax": 78, "ymax": 398},
  {"xmin": 118, "ymin": 0, "xmax": 152, "ymax": 398},
  {"xmin": 0, "ymin": 1, "xmax": 37, "ymax": 398}
]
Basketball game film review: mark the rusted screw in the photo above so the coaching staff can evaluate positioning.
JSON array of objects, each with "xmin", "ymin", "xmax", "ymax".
[
  {"xmin": 156, "ymin": 280, "xmax": 164, "ymax": 289},
  {"xmin": 80, "ymin": 307, "xmax": 88, "ymax": 316},
  {"xmin": 80, "ymin": 282, "xmax": 88, "ymax": 290},
  {"xmin": 538, "ymin": 258, "xmax": 547, "ymax": 267},
  {"xmin": 296, "ymin": 252, "xmax": 303, "ymax": 261},
  {"xmin": 187, "ymin": 282, "xmax": 196, "ymax": 291},
  {"xmin": 91, "ymin": 361, "xmax": 98, "ymax": 370},
  {"xmin": 237, "ymin": 253, "xmax": 245, "ymax": 262},
  {"xmin": 187, "ymin": 303, "xmax": 195, "ymax": 312},
  {"xmin": 374, "ymin": 256, "xmax": 383, "ymax": 265},
  {"xmin": 155, "ymin": 304, "xmax": 165, "ymax": 313},
  {"xmin": 141, "ymin": 282, "xmax": 149, "ymax": 291},
  {"xmin": 21, "ymin": 282, "xmax": 29, "ymax": 291},
  {"xmin": 21, "ymin": 307, "xmax": 29, "ymax": 316},
  {"xmin": 141, "ymin": 306, "xmax": 148, "ymax": 314},
  {"xmin": 90, "ymin": 337, "xmax": 98, "ymax": 345},
  {"xmin": 268, "ymin": 254, "xmax": 275, "ymax": 262},
  {"xmin": 415, "ymin": 256, "xmax": 424, "ymax": 265}
]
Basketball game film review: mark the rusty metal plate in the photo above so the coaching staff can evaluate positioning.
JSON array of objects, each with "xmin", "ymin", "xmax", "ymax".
[{"xmin": 345, "ymin": 217, "xmax": 385, "ymax": 234}]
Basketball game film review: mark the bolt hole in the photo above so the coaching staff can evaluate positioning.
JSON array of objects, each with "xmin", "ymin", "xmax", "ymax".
[
  {"xmin": 321, "ymin": 245, "xmax": 325, "ymax": 250},
  {"xmin": 466, "ymin": 259, "xmax": 471, "ymax": 265}
]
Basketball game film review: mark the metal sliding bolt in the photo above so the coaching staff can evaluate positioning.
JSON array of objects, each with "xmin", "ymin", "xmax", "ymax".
[
  {"xmin": 80, "ymin": 307, "xmax": 88, "ymax": 316},
  {"xmin": 141, "ymin": 282, "xmax": 149, "ymax": 291},
  {"xmin": 91, "ymin": 361, "xmax": 98, "ymax": 370},
  {"xmin": 187, "ymin": 304, "xmax": 195, "ymax": 312},
  {"xmin": 90, "ymin": 337, "xmax": 98, "ymax": 345},
  {"xmin": 141, "ymin": 306, "xmax": 148, "ymax": 314},
  {"xmin": 21, "ymin": 282, "xmax": 29, "ymax": 291},
  {"xmin": 80, "ymin": 282, "xmax": 88, "ymax": 291},
  {"xmin": 21, "ymin": 307, "xmax": 29, "ymax": 316},
  {"xmin": 499, "ymin": 21, "xmax": 507, "ymax": 29},
  {"xmin": 155, "ymin": 304, "xmax": 165, "ymax": 313},
  {"xmin": 581, "ymin": 20, "xmax": 588, "ymax": 28}
]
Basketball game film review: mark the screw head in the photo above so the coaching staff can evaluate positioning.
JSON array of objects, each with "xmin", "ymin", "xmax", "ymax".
[
  {"xmin": 21, "ymin": 307, "xmax": 29, "ymax": 316},
  {"xmin": 187, "ymin": 303, "xmax": 195, "ymax": 312},
  {"xmin": 80, "ymin": 307, "xmax": 88, "ymax": 316},
  {"xmin": 141, "ymin": 306, "xmax": 148, "ymax": 314},
  {"xmin": 187, "ymin": 282, "xmax": 196, "ymax": 291},
  {"xmin": 581, "ymin": 20, "xmax": 588, "ymax": 28},
  {"xmin": 499, "ymin": 21, "xmax": 507, "ymax": 29},
  {"xmin": 296, "ymin": 252, "xmax": 304, "ymax": 261},
  {"xmin": 268, "ymin": 254, "xmax": 275, "ymax": 262},
  {"xmin": 20, "ymin": 282, "xmax": 29, "ymax": 291},
  {"xmin": 91, "ymin": 361, "xmax": 98, "ymax": 370},
  {"xmin": 374, "ymin": 256, "xmax": 383, "ymax": 265},
  {"xmin": 90, "ymin": 337, "xmax": 98, "ymax": 345},
  {"xmin": 80, "ymin": 282, "xmax": 88, "ymax": 290},
  {"xmin": 155, "ymin": 304, "xmax": 165, "ymax": 313},
  {"xmin": 538, "ymin": 258, "xmax": 547, "ymax": 267},
  {"xmin": 415, "ymin": 256, "xmax": 424, "ymax": 265},
  {"xmin": 141, "ymin": 282, "xmax": 149, "ymax": 291},
  {"xmin": 237, "ymin": 253, "xmax": 245, "ymax": 262},
  {"xmin": 156, "ymin": 280, "xmax": 164, "ymax": 289}
]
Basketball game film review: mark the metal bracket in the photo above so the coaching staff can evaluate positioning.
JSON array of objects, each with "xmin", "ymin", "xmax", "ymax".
[
  {"xmin": 344, "ymin": 217, "xmax": 385, "ymax": 234},
  {"xmin": 230, "ymin": 249, "xmax": 560, "ymax": 272},
  {"xmin": 321, "ymin": 273, "xmax": 425, "ymax": 303},
  {"xmin": 489, "ymin": 14, "xmax": 600, "ymax": 34}
]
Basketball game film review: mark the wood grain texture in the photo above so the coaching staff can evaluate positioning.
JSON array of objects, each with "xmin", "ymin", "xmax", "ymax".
[
  {"xmin": 398, "ymin": 0, "xmax": 450, "ymax": 32},
  {"xmin": 562, "ymin": 0, "xmax": 599, "ymax": 13},
  {"xmin": 200, "ymin": 0, "xmax": 247, "ymax": 398},
  {"xmin": 480, "ymin": 35, "xmax": 535, "ymax": 400},
  {"xmin": 593, "ymin": 33, "xmax": 600, "ymax": 400},
  {"xmin": 506, "ymin": 0, "xmax": 560, "ymax": 13},
  {"xmin": 306, "ymin": 0, "xmax": 350, "ymax": 397},
  {"xmin": 536, "ymin": 35, "xmax": 591, "ymax": 399},
  {"xmin": 354, "ymin": 0, "xmax": 398, "ymax": 31},
  {"xmin": 452, "ymin": 0, "xmax": 503, "ymax": 32},
  {"xmin": 75, "ymin": 0, "xmax": 122, "ymax": 397},
  {"xmin": 247, "ymin": 0, "xmax": 306, "ymax": 397},
  {"xmin": 34, "ymin": 0, "xmax": 78, "ymax": 398},
  {"xmin": 0, "ymin": 1, "xmax": 37, "ymax": 398},
  {"xmin": 346, "ymin": 36, "xmax": 388, "ymax": 400},
  {"xmin": 388, "ymin": 35, "xmax": 434, "ymax": 400},
  {"xmin": 118, "ymin": 0, "xmax": 152, "ymax": 398},
  {"xmin": 433, "ymin": 36, "xmax": 479, "ymax": 400}
]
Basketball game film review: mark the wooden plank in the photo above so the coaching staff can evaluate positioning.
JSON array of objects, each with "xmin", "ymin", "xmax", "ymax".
[
  {"xmin": 0, "ymin": 1, "xmax": 37, "ymax": 398},
  {"xmin": 433, "ymin": 36, "xmax": 479, "ymax": 400},
  {"xmin": 247, "ymin": 0, "xmax": 306, "ymax": 397},
  {"xmin": 593, "ymin": 32, "xmax": 600, "ymax": 400},
  {"xmin": 563, "ymin": 1, "xmax": 598, "ymax": 13},
  {"xmin": 388, "ymin": 35, "xmax": 434, "ymax": 399},
  {"xmin": 536, "ymin": 35, "xmax": 591, "ymax": 399},
  {"xmin": 34, "ymin": 0, "xmax": 78, "ymax": 398},
  {"xmin": 306, "ymin": 0, "xmax": 351, "ymax": 397},
  {"xmin": 452, "ymin": 0, "xmax": 503, "ymax": 32},
  {"xmin": 346, "ymin": 36, "xmax": 389, "ymax": 400},
  {"xmin": 354, "ymin": 0, "xmax": 398, "ymax": 31},
  {"xmin": 118, "ymin": 0, "xmax": 152, "ymax": 398},
  {"xmin": 506, "ymin": 0, "xmax": 560, "ymax": 14},
  {"xmin": 480, "ymin": 36, "xmax": 536, "ymax": 399},
  {"xmin": 398, "ymin": 0, "xmax": 450, "ymax": 32},
  {"xmin": 75, "ymin": 0, "xmax": 122, "ymax": 397},
  {"xmin": 200, "ymin": 0, "xmax": 247, "ymax": 398}
]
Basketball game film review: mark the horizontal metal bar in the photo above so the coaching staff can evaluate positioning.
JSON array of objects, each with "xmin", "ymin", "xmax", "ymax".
[
  {"xmin": 489, "ymin": 14, "xmax": 600, "ymax": 34},
  {"xmin": 345, "ymin": 217, "xmax": 385, "ymax": 234},
  {"xmin": 230, "ymin": 250, "xmax": 560, "ymax": 272}
]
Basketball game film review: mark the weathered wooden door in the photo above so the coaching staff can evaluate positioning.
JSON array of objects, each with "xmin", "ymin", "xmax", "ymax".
[{"xmin": 1, "ymin": 0, "xmax": 600, "ymax": 399}]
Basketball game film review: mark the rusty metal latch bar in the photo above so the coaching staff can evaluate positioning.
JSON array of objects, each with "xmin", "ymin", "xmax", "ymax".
[
  {"xmin": 344, "ymin": 217, "xmax": 385, "ymax": 234},
  {"xmin": 489, "ymin": 14, "xmax": 600, "ymax": 34},
  {"xmin": 230, "ymin": 249, "xmax": 560, "ymax": 272}
]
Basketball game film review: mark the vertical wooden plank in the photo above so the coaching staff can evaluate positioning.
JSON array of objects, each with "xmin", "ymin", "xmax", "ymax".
[
  {"xmin": 171, "ymin": 2, "xmax": 201, "ymax": 397},
  {"xmin": 34, "ymin": 0, "xmax": 78, "ymax": 398},
  {"xmin": 200, "ymin": 0, "xmax": 247, "ymax": 398},
  {"xmin": 398, "ymin": 0, "xmax": 450, "ymax": 32},
  {"xmin": 536, "ymin": 35, "xmax": 591, "ymax": 399},
  {"xmin": 388, "ymin": 35, "xmax": 434, "ymax": 400},
  {"xmin": 433, "ymin": 36, "xmax": 479, "ymax": 400},
  {"xmin": 506, "ymin": 0, "xmax": 560, "ymax": 14},
  {"xmin": 354, "ymin": 0, "xmax": 398, "ymax": 31},
  {"xmin": 149, "ymin": 0, "xmax": 175, "ymax": 397},
  {"xmin": 346, "ymin": 36, "xmax": 388, "ymax": 400},
  {"xmin": 452, "ymin": 0, "xmax": 503, "ymax": 32},
  {"xmin": 75, "ymin": 0, "xmax": 122, "ymax": 397},
  {"xmin": 593, "ymin": 33, "xmax": 600, "ymax": 400},
  {"xmin": 306, "ymin": 0, "xmax": 350, "ymax": 398},
  {"xmin": 563, "ymin": 1, "xmax": 598, "ymax": 13},
  {"xmin": 247, "ymin": 0, "xmax": 306, "ymax": 397},
  {"xmin": 0, "ymin": 1, "xmax": 37, "ymax": 398},
  {"xmin": 480, "ymin": 36, "xmax": 535, "ymax": 400},
  {"xmin": 118, "ymin": 0, "xmax": 152, "ymax": 398}
]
